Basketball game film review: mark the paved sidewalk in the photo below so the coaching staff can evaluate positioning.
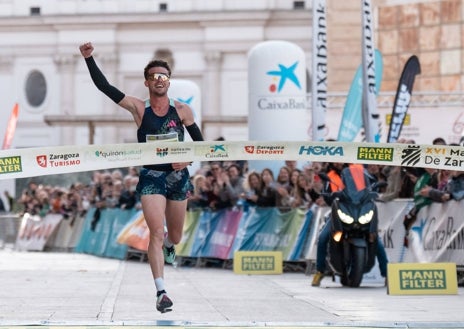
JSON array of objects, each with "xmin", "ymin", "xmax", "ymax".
[{"xmin": 0, "ymin": 249, "xmax": 462, "ymax": 328}]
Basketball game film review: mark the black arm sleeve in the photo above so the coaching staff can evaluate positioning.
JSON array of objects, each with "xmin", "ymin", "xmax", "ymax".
[
  {"xmin": 186, "ymin": 123, "xmax": 204, "ymax": 141},
  {"xmin": 84, "ymin": 56, "xmax": 125, "ymax": 104}
]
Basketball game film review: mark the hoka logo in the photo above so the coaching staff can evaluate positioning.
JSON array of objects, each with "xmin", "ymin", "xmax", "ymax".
[{"xmin": 298, "ymin": 146, "xmax": 344, "ymax": 156}]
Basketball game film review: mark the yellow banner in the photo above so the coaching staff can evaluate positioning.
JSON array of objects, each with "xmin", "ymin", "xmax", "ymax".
[
  {"xmin": 387, "ymin": 262, "xmax": 458, "ymax": 295},
  {"xmin": 233, "ymin": 251, "xmax": 283, "ymax": 275}
]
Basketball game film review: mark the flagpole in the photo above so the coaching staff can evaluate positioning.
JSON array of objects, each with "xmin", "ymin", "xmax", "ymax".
[{"xmin": 2, "ymin": 103, "xmax": 19, "ymax": 150}]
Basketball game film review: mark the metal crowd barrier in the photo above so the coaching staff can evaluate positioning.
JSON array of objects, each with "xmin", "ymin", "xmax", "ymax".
[{"xmin": 0, "ymin": 213, "xmax": 21, "ymax": 249}]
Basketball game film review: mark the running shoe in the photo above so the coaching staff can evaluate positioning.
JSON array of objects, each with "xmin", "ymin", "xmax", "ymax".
[
  {"xmin": 311, "ymin": 271, "xmax": 324, "ymax": 287},
  {"xmin": 163, "ymin": 244, "xmax": 176, "ymax": 264},
  {"xmin": 156, "ymin": 292, "xmax": 173, "ymax": 313}
]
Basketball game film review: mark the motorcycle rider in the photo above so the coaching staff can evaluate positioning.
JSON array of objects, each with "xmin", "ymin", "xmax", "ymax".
[{"xmin": 311, "ymin": 163, "xmax": 388, "ymax": 287}]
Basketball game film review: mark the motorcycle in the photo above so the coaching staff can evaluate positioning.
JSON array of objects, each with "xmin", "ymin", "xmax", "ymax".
[{"xmin": 320, "ymin": 164, "xmax": 385, "ymax": 287}]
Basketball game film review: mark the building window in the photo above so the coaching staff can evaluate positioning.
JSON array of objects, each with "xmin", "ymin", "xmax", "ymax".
[
  {"xmin": 30, "ymin": 7, "xmax": 41, "ymax": 16},
  {"xmin": 293, "ymin": 1, "xmax": 305, "ymax": 10},
  {"xmin": 25, "ymin": 70, "xmax": 47, "ymax": 107},
  {"xmin": 159, "ymin": 3, "xmax": 168, "ymax": 12}
]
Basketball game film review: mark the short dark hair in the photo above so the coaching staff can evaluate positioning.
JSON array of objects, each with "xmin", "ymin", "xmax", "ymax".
[
  {"xmin": 144, "ymin": 59, "xmax": 171, "ymax": 80},
  {"xmin": 432, "ymin": 137, "xmax": 446, "ymax": 145}
]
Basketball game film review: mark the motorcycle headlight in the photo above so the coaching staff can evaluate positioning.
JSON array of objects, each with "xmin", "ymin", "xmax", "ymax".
[
  {"xmin": 358, "ymin": 210, "xmax": 374, "ymax": 225},
  {"xmin": 337, "ymin": 208, "xmax": 354, "ymax": 224}
]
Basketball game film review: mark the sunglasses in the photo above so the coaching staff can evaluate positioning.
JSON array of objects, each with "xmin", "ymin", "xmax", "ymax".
[{"xmin": 147, "ymin": 73, "xmax": 170, "ymax": 81}]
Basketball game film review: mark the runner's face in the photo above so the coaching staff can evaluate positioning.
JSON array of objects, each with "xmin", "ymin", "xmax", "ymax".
[{"xmin": 146, "ymin": 67, "xmax": 170, "ymax": 95}]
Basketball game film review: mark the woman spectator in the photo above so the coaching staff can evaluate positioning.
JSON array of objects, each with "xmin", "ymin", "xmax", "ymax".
[
  {"xmin": 275, "ymin": 166, "xmax": 293, "ymax": 209},
  {"xmin": 187, "ymin": 174, "xmax": 210, "ymax": 210},
  {"xmin": 257, "ymin": 168, "xmax": 277, "ymax": 207},
  {"xmin": 241, "ymin": 171, "xmax": 262, "ymax": 207}
]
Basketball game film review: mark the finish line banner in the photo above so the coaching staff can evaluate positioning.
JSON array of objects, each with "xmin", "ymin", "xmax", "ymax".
[{"xmin": 0, "ymin": 140, "xmax": 463, "ymax": 180}]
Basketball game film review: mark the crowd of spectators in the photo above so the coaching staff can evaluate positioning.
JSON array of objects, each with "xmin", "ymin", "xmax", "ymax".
[
  {"xmin": 7, "ymin": 167, "xmax": 141, "ymax": 223},
  {"xmin": 3, "ymin": 137, "xmax": 463, "ymax": 222}
]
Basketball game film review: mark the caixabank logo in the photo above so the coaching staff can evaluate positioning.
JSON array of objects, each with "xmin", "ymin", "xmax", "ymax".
[
  {"xmin": 0, "ymin": 155, "xmax": 22, "ymax": 174},
  {"xmin": 257, "ymin": 61, "xmax": 306, "ymax": 110},
  {"xmin": 244, "ymin": 145, "xmax": 285, "ymax": 155},
  {"xmin": 267, "ymin": 62, "xmax": 301, "ymax": 93},
  {"xmin": 195, "ymin": 144, "xmax": 229, "ymax": 160},
  {"xmin": 36, "ymin": 152, "xmax": 81, "ymax": 168}
]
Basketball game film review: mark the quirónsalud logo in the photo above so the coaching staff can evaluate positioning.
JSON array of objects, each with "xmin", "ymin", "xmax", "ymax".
[{"xmin": 266, "ymin": 61, "xmax": 301, "ymax": 93}]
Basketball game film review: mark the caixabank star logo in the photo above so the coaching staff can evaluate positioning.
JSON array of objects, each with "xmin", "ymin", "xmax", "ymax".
[
  {"xmin": 266, "ymin": 62, "xmax": 301, "ymax": 93},
  {"xmin": 195, "ymin": 144, "xmax": 229, "ymax": 160}
]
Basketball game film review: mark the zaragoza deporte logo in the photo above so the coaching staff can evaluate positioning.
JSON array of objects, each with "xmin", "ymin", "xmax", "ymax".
[{"xmin": 266, "ymin": 61, "xmax": 301, "ymax": 93}]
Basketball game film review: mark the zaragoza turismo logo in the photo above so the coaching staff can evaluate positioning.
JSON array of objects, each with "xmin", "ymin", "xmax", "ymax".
[{"xmin": 266, "ymin": 61, "xmax": 301, "ymax": 93}]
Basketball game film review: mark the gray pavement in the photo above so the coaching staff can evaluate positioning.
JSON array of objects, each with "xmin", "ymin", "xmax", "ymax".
[{"xmin": 0, "ymin": 249, "xmax": 463, "ymax": 328}]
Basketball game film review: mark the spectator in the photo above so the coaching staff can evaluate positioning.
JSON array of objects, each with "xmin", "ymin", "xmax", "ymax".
[
  {"xmin": 275, "ymin": 166, "xmax": 292, "ymax": 209},
  {"xmin": 378, "ymin": 166, "xmax": 403, "ymax": 202},
  {"xmin": 241, "ymin": 171, "xmax": 262, "ymax": 207},
  {"xmin": 432, "ymin": 137, "xmax": 446, "ymax": 145},
  {"xmin": 366, "ymin": 164, "xmax": 387, "ymax": 193},
  {"xmin": 209, "ymin": 162, "xmax": 233, "ymax": 210},
  {"xmin": 118, "ymin": 175, "xmax": 139, "ymax": 210},
  {"xmin": 258, "ymin": 168, "xmax": 277, "ymax": 207},
  {"xmin": 285, "ymin": 160, "xmax": 299, "ymax": 172},
  {"xmin": 0, "ymin": 196, "xmax": 5, "ymax": 212},
  {"xmin": 419, "ymin": 170, "xmax": 464, "ymax": 203},
  {"xmin": 187, "ymin": 174, "xmax": 210, "ymax": 210},
  {"xmin": 226, "ymin": 163, "xmax": 246, "ymax": 206},
  {"xmin": 291, "ymin": 172, "xmax": 313, "ymax": 208},
  {"xmin": 4, "ymin": 191, "xmax": 14, "ymax": 212},
  {"xmin": 403, "ymin": 167, "xmax": 438, "ymax": 246},
  {"xmin": 128, "ymin": 166, "xmax": 140, "ymax": 178}
]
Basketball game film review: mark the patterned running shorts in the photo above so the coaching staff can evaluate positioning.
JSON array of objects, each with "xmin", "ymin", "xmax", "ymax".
[{"xmin": 136, "ymin": 167, "xmax": 192, "ymax": 201}]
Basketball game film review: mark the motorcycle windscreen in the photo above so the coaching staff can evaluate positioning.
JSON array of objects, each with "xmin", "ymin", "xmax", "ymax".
[{"xmin": 341, "ymin": 164, "xmax": 367, "ymax": 203}]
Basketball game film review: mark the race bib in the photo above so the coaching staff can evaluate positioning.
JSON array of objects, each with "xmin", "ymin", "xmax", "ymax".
[{"xmin": 146, "ymin": 132, "xmax": 178, "ymax": 143}]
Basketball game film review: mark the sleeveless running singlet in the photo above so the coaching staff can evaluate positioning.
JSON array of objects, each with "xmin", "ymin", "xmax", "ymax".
[{"xmin": 137, "ymin": 99, "xmax": 184, "ymax": 171}]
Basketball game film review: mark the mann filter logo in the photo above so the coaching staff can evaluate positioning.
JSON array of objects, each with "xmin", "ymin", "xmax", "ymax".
[
  {"xmin": 0, "ymin": 156, "xmax": 22, "ymax": 174},
  {"xmin": 387, "ymin": 262, "xmax": 457, "ymax": 295},
  {"xmin": 400, "ymin": 269, "xmax": 445, "ymax": 290},
  {"xmin": 401, "ymin": 145, "xmax": 421, "ymax": 166},
  {"xmin": 357, "ymin": 147, "xmax": 393, "ymax": 161},
  {"xmin": 233, "ymin": 251, "xmax": 283, "ymax": 275},
  {"xmin": 156, "ymin": 147, "xmax": 168, "ymax": 157},
  {"xmin": 267, "ymin": 61, "xmax": 301, "ymax": 93},
  {"xmin": 242, "ymin": 256, "xmax": 275, "ymax": 271},
  {"xmin": 299, "ymin": 145, "xmax": 344, "ymax": 156}
]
